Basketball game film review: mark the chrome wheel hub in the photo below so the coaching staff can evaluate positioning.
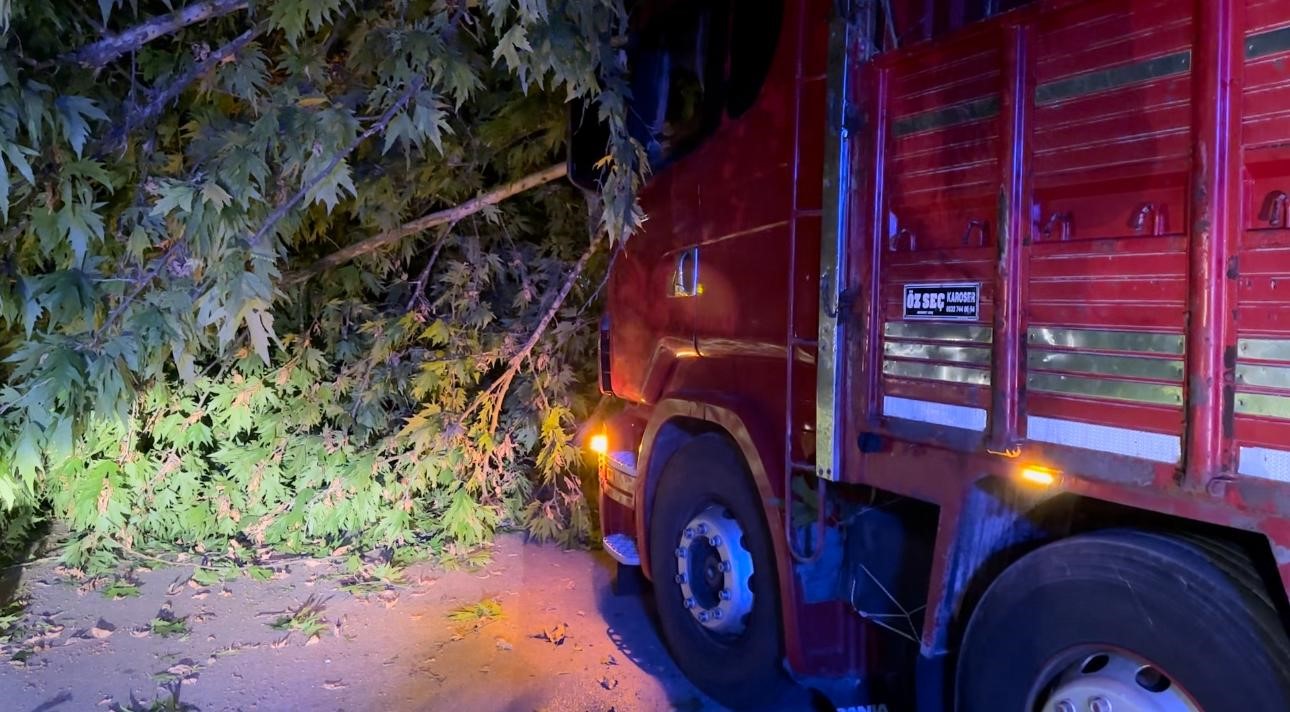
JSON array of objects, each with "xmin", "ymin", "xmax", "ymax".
[
  {"xmin": 1040, "ymin": 651, "xmax": 1199, "ymax": 712},
  {"xmin": 673, "ymin": 505, "xmax": 754, "ymax": 635}
]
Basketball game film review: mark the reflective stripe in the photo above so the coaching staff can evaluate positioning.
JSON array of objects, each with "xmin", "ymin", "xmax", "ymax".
[
  {"xmin": 1237, "ymin": 338, "xmax": 1290, "ymax": 362},
  {"xmin": 1028, "ymin": 416, "xmax": 1181, "ymax": 464},
  {"xmin": 883, "ymin": 341, "xmax": 991, "ymax": 364},
  {"xmin": 1028, "ymin": 327, "xmax": 1184, "ymax": 355},
  {"xmin": 884, "ymin": 360, "xmax": 991, "ymax": 386},
  {"xmin": 1236, "ymin": 362, "xmax": 1290, "ymax": 390},
  {"xmin": 1247, "ymin": 26, "xmax": 1290, "ymax": 60},
  {"xmin": 1235, "ymin": 392, "xmax": 1290, "ymax": 420},
  {"xmin": 1238, "ymin": 446, "xmax": 1290, "ymax": 483},
  {"xmin": 1028, "ymin": 373, "xmax": 1183, "ymax": 405},
  {"xmin": 1029, "ymin": 350, "xmax": 1183, "ymax": 381},
  {"xmin": 884, "ymin": 322, "xmax": 993, "ymax": 343},
  {"xmin": 883, "ymin": 396, "xmax": 987, "ymax": 431},
  {"xmin": 1034, "ymin": 51, "xmax": 1192, "ymax": 106},
  {"xmin": 891, "ymin": 96, "xmax": 1000, "ymax": 137}
]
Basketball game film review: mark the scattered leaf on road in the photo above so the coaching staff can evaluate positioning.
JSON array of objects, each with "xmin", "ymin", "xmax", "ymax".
[
  {"xmin": 87, "ymin": 619, "xmax": 115, "ymax": 639},
  {"xmin": 535, "ymin": 622, "xmax": 567, "ymax": 645}
]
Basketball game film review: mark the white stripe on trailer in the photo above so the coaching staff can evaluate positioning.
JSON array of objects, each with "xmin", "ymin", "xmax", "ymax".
[
  {"xmin": 1238, "ymin": 446, "xmax": 1290, "ymax": 484},
  {"xmin": 882, "ymin": 396, "xmax": 987, "ymax": 431},
  {"xmin": 1027, "ymin": 416, "xmax": 1180, "ymax": 464}
]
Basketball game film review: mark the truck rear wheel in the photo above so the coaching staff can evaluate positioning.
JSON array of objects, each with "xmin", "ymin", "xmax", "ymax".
[
  {"xmin": 648, "ymin": 433, "xmax": 792, "ymax": 710},
  {"xmin": 957, "ymin": 529, "xmax": 1290, "ymax": 711}
]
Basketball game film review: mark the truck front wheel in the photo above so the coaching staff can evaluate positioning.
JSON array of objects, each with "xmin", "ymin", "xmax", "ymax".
[
  {"xmin": 648, "ymin": 433, "xmax": 792, "ymax": 710},
  {"xmin": 957, "ymin": 529, "xmax": 1290, "ymax": 711}
]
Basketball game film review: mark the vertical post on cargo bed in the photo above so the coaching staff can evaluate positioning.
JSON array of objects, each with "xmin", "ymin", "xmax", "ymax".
[
  {"xmin": 1186, "ymin": 0, "xmax": 1243, "ymax": 490},
  {"xmin": 990, "ymin": 21, "xmax": 1033, "ymax": 456},
  {"xmin": 816, "ymin": 2, "xmax": 868, "ymax": 484}
]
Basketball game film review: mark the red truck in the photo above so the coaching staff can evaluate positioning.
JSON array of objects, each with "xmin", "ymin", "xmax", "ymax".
[{"xmin": 569, "ymin": 0, "xmax": 1290, "ymax": 709}]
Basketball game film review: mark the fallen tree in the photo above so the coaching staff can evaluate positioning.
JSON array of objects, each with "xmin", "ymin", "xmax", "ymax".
[{"xmin": 0, "ymin": 0, "xmax": 642, "ymax": 571}]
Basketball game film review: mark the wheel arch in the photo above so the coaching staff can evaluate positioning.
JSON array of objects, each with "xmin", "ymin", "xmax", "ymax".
[
  {"xmin": 635, "ymin": 398, "xmax": 790, "ymax": 582},
  {"xmin": 633, "ymin": 397, "xmax": 807, "ymax": 671},
  {"xmin": 927, "ymin": 480, "xmax": 1290, "ymax": 658}
]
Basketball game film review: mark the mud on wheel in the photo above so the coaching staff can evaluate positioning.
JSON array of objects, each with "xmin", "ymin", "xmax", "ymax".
[{"xmin": 648, "ymin": 433, "xmax": 792, "ymax": 710}]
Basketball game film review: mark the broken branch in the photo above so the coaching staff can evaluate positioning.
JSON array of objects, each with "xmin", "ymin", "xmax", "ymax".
[
  {"xmin": 105, "ymin": 27, "xmax": 259, "ymax": 149},
  {"xmin": 64, "ymin": 0, "xmax": 250, "ymax": 69},
  {"xmin": 285, "ymin": 163, "xmax": 569, "ymax": 285}
]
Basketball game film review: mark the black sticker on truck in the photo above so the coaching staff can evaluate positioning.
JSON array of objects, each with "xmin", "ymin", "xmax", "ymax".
[{"xmin": 902, "ymin": 283, "xmax": 980, "ymax": 321}]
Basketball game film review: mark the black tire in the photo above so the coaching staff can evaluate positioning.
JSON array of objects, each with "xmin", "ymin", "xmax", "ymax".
[
  {"xmin": 648, "ymin": 433, "xmax": 793, "ymax": 710},
  {"xmin": 957, "ymin": 529, "xmax": 1290, "ymax": 711}
]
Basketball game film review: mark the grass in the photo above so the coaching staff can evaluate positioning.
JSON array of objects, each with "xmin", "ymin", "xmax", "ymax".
[{"xmin": 269, "ymin": 595, "xmax": 329, "ymax": 640}]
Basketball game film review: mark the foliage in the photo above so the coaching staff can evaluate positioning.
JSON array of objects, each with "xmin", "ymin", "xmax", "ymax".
[
  {"xmin": 0, "ymin": 0, "xmax": 640, "ymax": 570},
  {"xmin": 0, "ymin": 595, "xmax": 24, "ymax": 645},
  {"xmin": 102, "ymin": 578, "xmax": 142, "ymax": 599},
  {"xmin": 149, "ymin": 614, "xmax": 190, "ymax": 638},
  {"xmin": 447, "ymin": 595, "xmax": 503, "ymax": 623},
  {"xmin": 269, "ymin": 594, "xmax": 329, "ymax": 639}
]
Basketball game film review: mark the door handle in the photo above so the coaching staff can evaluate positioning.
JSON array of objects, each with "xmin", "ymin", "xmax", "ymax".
[{"xmin": 671, "ymin": 247, "xmax": 700, "ymax": 297}]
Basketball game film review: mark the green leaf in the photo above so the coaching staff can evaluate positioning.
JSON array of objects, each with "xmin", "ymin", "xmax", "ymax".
[
  {"xmin": 54, "ymin": 96, "xmax": 108, "ymax": 158},
  {"xmin": 304, "ymin": 158, "xmax": 355, "ymax": 211},
  {"xmin": 3, "ymin": 143, "xmax": 36, "ymax": 185},
  {"xmin": 0, "ymin": 154, "xmax": 9, "ymax": 222},
  {"xmin": 244, "ymin": 309, "xmax": 275, "ymax": 364}
]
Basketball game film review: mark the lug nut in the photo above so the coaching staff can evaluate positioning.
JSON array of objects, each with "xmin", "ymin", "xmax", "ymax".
[
  {"xmin": 674, "ymin": 573, "xmax": 686, "ymax": 584},
  {"xmin": 710, "ymin": 535, "xmax": 722, "ymax": 546},
  {"xmin": 720, "ymin": 561, "xmax": 732, "ymax": 572},
  {"xmin": 719, "ymin": 589, "xmax": 731, "ymax": 601},
  {"xmin": 1089, "ymin": 698, "xmax": 1112, "ymax": 712},
  {"xmin": 711, "ymin": 609, "xmax": 722, "ymax": 619},
  {"xmin": 675, "ymin": 547, "xmax": 686, "ymax": 558},
  {"xmin": 697, "ymin": 611, "xmax": 709, "ymax": 623},
  {"xmin": 1054, "ymin": 702, "xmax": 1075, "ymax": 712},
  {"xmin": 683, "ymin": 597, "xmax": 695, "ymax": 609},
  {"xmin": 697, "ymin": 523, "xmax": 709, "ymax": 535},
  {"xmin": 683, "ymin": 527, "xmax": 694, "ymax": 540}
]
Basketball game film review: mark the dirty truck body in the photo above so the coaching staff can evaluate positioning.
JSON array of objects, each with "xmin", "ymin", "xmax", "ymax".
[{"xmin": 576, "ymin": 0, "xmax": 1290, "ymax": 709}]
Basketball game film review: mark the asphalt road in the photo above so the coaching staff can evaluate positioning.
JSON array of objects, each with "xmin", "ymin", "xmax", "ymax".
[{"xmin": 0, "ymin": 533, "xmax": 820, "ymax": 711}]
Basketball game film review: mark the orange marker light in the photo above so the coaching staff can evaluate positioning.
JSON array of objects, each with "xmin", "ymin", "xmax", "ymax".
[
  {"xmin": 589, "ymin": 432, "xmax": 609, "ymax": 455},
  {"xmin": 1019, "ymin": 466, "xmax": 1060, "ymax": 487}
]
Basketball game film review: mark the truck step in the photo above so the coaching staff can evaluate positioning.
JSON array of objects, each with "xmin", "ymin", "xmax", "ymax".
[
  {"xmin": 602, "ymin": 533, "xmax": 641, "ymax": 566},
  {"xmin": 606, "ymin": 450, "xmax": 636, "ymax": 477}
]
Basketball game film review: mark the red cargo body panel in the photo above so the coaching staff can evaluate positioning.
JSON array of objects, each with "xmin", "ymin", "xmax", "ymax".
[
  {"xmin": 876, "ymin": 23, "xmax": 1002, "ymax": 446},
  {"xmin": 845, "ymin": 0, "xmax": 1290, "ymax": 529},
  {"xmin": 1235, "ymin": 3, "xmax": 1290, "ymax": 490}
]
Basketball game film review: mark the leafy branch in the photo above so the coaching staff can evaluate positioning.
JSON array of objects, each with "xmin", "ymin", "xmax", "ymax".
[
  {"xmin": 247, "ymin": 76, "xmax": 427, "ymax": 248},
  {"xmin": 467, "ymin": 198, "xmax": 603, "ymax": 433}
]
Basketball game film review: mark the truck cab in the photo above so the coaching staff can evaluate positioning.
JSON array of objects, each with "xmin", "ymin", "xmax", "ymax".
[{"xmin": 574, "ymin": 1, "xmax": 1290, "ymax": 709}]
